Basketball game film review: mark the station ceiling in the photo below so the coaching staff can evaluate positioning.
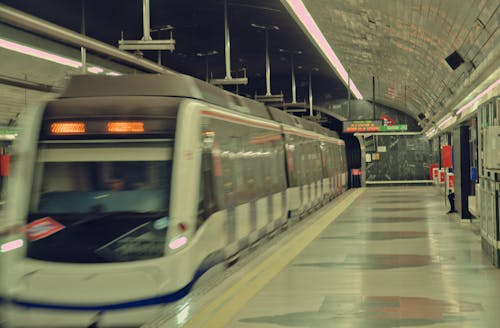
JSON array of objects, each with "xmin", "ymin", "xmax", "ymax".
[{"xmin": 0, "ymin": 0, "xmax": 498, "ymax": 128}]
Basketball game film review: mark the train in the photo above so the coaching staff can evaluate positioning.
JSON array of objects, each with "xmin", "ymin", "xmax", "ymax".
[{"xmin": 0, "ymin": 73, "xmax": 347, "ymax": 327}]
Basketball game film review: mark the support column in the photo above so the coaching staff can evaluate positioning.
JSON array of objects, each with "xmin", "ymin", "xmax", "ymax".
[{"xmin": 453, "ymin": 125, "xmax": 471, "ymax": 219}]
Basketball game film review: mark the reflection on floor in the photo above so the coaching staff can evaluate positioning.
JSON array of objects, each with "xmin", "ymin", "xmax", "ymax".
[{"xmin": 229, "ymin": 186, "xmax": 495, "ymax": 328}]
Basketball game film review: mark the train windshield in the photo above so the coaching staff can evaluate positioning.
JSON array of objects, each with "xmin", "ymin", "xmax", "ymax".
[{"xmin": 27, "ymin": 141, "xmax": 173, "ymax": 263}]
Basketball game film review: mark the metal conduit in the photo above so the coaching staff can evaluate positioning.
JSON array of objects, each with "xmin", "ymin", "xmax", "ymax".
[{"xmin": 0, "ymin": 4, "xmax": 175, "ymax": 74}]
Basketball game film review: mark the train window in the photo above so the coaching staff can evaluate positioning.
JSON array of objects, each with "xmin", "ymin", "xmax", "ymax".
[
  {"xmin": 200, "ymin": 117, "xmax": 286, "ymax": 210},
  {"xmin": 198, "ymin": 149, "xmax": 218, "ymax": 223},
  {"xmin": 31, "ymin": 161, "xmax": 171, "ymax": 213},
  {"xmin": 294, "ymin": 139, "xmax": 304, "ymax": 186},
  {"xmin": 272, "ymin": 139, "xmax": 286, "ymax": 192},
  {"xmin": 245, "ymin": 133, "xmax": 265, "ymax": 200},
  {"xmin": 329, "ymin": 143, "xmax": 336, "ymax": 177},
  {"xmin": 262, "ymin": 142, "xmax": 272, "ymax": 196},
  {"xmin": 285, "ymin": 135, "xmax": 299, "ymax": 187},
  {"xmin": 27, "ymin": 141, "xmax": 172, "ymax": 263},
  {"xmin": 220, "ymin": 141, "xmax": 235, "ymax": 207},
  {"xmin": 230, "ymin": 136, "xmax": 246, "ymax": 205}
]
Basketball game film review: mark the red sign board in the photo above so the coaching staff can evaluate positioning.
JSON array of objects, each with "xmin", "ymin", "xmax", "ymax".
[
  {"xmin": 449, "ymin": 174, "xmax": 454, "ymax": 189},
  {"xmin": 440, "ymin": 171, "xmax": 445, "ymax": 183},
  {"xmin": 0, "ymin": 154, "xmax": 10, "ymax": 177},
  {"xmin": 25, "ymin": 217, "xmax": 65, "ymax": 241},
  {"xmin": 379, "ymin": 115, "xmax": 395, "ymax": 126},
  {"xmin": 442, "ymin": 145, "xmax": 453, "ymax": 168},
  {"xmin": 429, "ymin": 164, "xmax": 439, "ymax": 180}
]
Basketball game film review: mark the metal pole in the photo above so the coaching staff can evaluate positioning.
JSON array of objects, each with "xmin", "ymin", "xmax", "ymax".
[
  {"xmin": 80, "ymin": 0, "xmax": 86, "ymax": 73},
  {"xmin": 372, "ymin": 75, "xmax": 376, "ymax": 120},
  {"xmin": 309, "ymin": 69, "xmax": 313, "ymax": 116},
  {"xmin": 265, "ymin": 29, "xmax": 271, "ymax": 96},
  {"xmin": 224, "ymin": 0, "xmax": 232, "ymax": 79},
  {"xmin": 347, "ymin": 69, "xmax": 351, "ymax": 119},
  {"xmin": 0, "ymin": 4, "xmax": 174, "ymax": 74},
  {"xmin": 142, "ymin": 0, "xmax": 152, "ymax": 41},
  {"xmin": 205, "ymin": 57, "xmax": 209, "ymax": 82},
  {"xmin": 291, "ymin": 53, "xmax": 296, "ymax": 103}
]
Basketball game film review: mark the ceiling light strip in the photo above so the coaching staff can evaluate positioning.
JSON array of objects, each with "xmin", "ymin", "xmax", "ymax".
[
  {"xmin": 425, "ymin": 127, "xmax": 436, "ymax": 137},
  {"xmin": 0, "ymin": 37, "xmax": 82, "ymax": 68},
  {"xmin": 87, "ymin": 66, "xmax": 104, "ymax": 74},
  {"xmin": 438, "ymin": 114, "xmax": 456, "ymax": 129},
  {"xmin": 283, "ymin": 0, "xmax": 363, "ymax": 99},
  {"xmin": 0, "ymin": 37, "xmax": 122, "ymax": 76},
  {"xmin": 456, "ymin": 78, "xmax": 500, "ymax": 115}
]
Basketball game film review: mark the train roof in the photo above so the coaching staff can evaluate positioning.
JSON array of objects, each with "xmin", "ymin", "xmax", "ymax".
[{"xmin": 60, "ymin": 73, "xmax": 341, "ymax": 140}]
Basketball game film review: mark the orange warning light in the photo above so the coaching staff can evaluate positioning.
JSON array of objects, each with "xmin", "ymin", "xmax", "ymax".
[
  {"xmin": 107, "ymin": 121, "xmax": 145, "ymax": 133},
  {"xmin": 50, "ymin": 122, "xmax": 86, "ymax": 135}
]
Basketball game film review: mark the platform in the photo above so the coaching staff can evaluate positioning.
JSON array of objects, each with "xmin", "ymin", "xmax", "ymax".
[{"xmin": 169, "ymin": 186, "xmax": 500, "ymax": 328}]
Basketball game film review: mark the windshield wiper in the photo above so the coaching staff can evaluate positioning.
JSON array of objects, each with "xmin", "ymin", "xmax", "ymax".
[{"xmin": 70, "ymin": 211, "xmax": 167, "ymax": 226}]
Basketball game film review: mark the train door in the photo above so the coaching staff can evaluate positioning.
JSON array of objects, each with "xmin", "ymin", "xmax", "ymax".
[
  {"xmin": 320, "ymin": 142, "xmax": 327, "ymax": 201},
  {"xmin": 219, "ymin": 138, "xmax": 237, "ymax": 246}
]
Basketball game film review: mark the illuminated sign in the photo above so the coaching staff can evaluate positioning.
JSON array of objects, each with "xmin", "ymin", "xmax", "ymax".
[
  {"xmin": 379, "ymin": 124, "xmax": 407, "ymax": 132},
  {"xmin": 343, "ymin": 121, "xmax": 408, "ymax": 133},
  {"xmin": 379, "ymin": 115, "xmax": 395, "ymax": 125},
  {"xmin": 343, "ymin": 120, "xmax": 382, "ymax": 133}
]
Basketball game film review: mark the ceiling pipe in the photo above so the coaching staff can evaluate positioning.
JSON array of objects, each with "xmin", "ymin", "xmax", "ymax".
[
  {"xmin": 291, "ymin": 53, "xmax": 297, "ymax": 103},
  {"xmin": 252, "ymin": 23, "xmax": 279, "ymax": 96},
  {"xmin": 0, "ymin": 74, "xmax": 61, "ymax": 93},
  {"xmin": 372, "ymin": 76, "xmax": 376, "ymax": 120},
  {"xmin": 264, "ymin": 28, "xmax": 271, "ymax": 96},
  {"xmin": 0, "ymin": 3, "xmax": 174, "ymax": 74},
  {"xmin": 252, "ymin": 23, "xmax": 281, "ymax": 103},
  {"xmin": 347, "ymin": 69, "xmax": 351, "ymax": 120},
  {"xmin": 308, "ymin": 67, "xmax": 318, "ymax": 116},
  {"xmin": 224, "ymin": 0, "xmax": 231, "ymax": 79},
  {"xmin": 210, "ymin": 1, "xmax": 247, "ymax": 86},
  {"xmin": 80, "ymin": 0, "xmax": 87, "ymax": 73},
  {"xmin": 142, "ymin": 0, "xmax": 152, "ymax": 41},
  {"xmin": 196, "ymin": 50, "xmax": 218, "ymax": 82},
  {"xmin": 279, "ymin": 48, "xmax": 302, "ymax": 103}
]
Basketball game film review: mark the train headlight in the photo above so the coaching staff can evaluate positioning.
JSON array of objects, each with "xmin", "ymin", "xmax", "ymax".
[
  {"xmin": 1, "ymin": 239, "xmax": 24, "ymax": 253},
  {"xmin": 168, "ymin": 236, "xmax": 187, "ymax": 250}
]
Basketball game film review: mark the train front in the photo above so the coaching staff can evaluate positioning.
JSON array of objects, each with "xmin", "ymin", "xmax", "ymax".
[{"xmin": 0, "ymin": 76, "xmax": 190, "ymax": 327}]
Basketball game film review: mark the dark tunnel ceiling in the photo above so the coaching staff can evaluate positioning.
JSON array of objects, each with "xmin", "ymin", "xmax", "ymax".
[{"xmin": 2, "ymin": 0, "xmax": 351, "ymax": 107}]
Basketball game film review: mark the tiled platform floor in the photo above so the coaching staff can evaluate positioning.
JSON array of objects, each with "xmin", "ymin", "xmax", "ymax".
[{"xmin": 228, "ymin": 186, "xmax": 499, "ymax": 328}]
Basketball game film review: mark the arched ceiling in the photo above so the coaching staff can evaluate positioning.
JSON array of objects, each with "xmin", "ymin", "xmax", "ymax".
[
  {"xmin": 302, "ymin": 0, "xmax": 499, "ymax": 123},
  {"xmin": 0, "ymin": 0, "xmax": 498, "ymax": 129}
]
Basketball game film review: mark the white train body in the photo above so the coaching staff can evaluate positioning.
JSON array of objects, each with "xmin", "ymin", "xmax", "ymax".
[{"xmin": 0, "ymin": 74, "xmax": 347, "ymax": 327}]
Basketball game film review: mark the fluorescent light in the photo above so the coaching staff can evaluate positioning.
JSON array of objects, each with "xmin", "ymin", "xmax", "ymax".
[
  {"xmin": 283, "ymin": 0, "xmax": 363, "ymax": 99},
  {"xmin": 1, "ymin": 239, "xmax": 24, "ymax": 253},
  {"xmin": 0, "ymin": 38, "xmax": 122, "ymax": 76},
  {"xmin": 88, "ymin": 66, "xmax": 104, "ymax": 74},
  {"xmin": 168, "ymin": 236, "xmax": 187, "ymax": 250},
  {"xmin": 456, "ymin": 78, "xmax": 500, "ymax": 115},
  {"xmin": 425, "ymin": 127, "xmax": 436, "ymax": 138},
  {"xmin": 0, "ymin": 37, "xmax": 82, "ymax": 68},
  {"xmin": 438, "ymin": 114, "xmax": 456, "ymax": 129}
]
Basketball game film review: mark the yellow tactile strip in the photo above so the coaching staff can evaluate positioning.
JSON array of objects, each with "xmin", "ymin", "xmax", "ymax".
[{"xmin": 183, "ymin": 188, "xmax": 365, "ymax": 328}]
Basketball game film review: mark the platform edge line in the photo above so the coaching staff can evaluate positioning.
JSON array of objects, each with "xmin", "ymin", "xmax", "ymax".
[{"xmin": 182, "ymin": 188, "xmax": 365, "ymax": 328}]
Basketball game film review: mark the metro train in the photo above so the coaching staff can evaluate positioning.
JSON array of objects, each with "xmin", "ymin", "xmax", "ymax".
[{"xmin": 0, "ymin": 73, "xmax": 347, "ymax": 327}]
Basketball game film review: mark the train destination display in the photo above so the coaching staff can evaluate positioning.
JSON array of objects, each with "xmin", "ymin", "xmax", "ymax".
[{"xmin": 342, "ymin": 120, "xmax": 408, "ymax": 133}]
